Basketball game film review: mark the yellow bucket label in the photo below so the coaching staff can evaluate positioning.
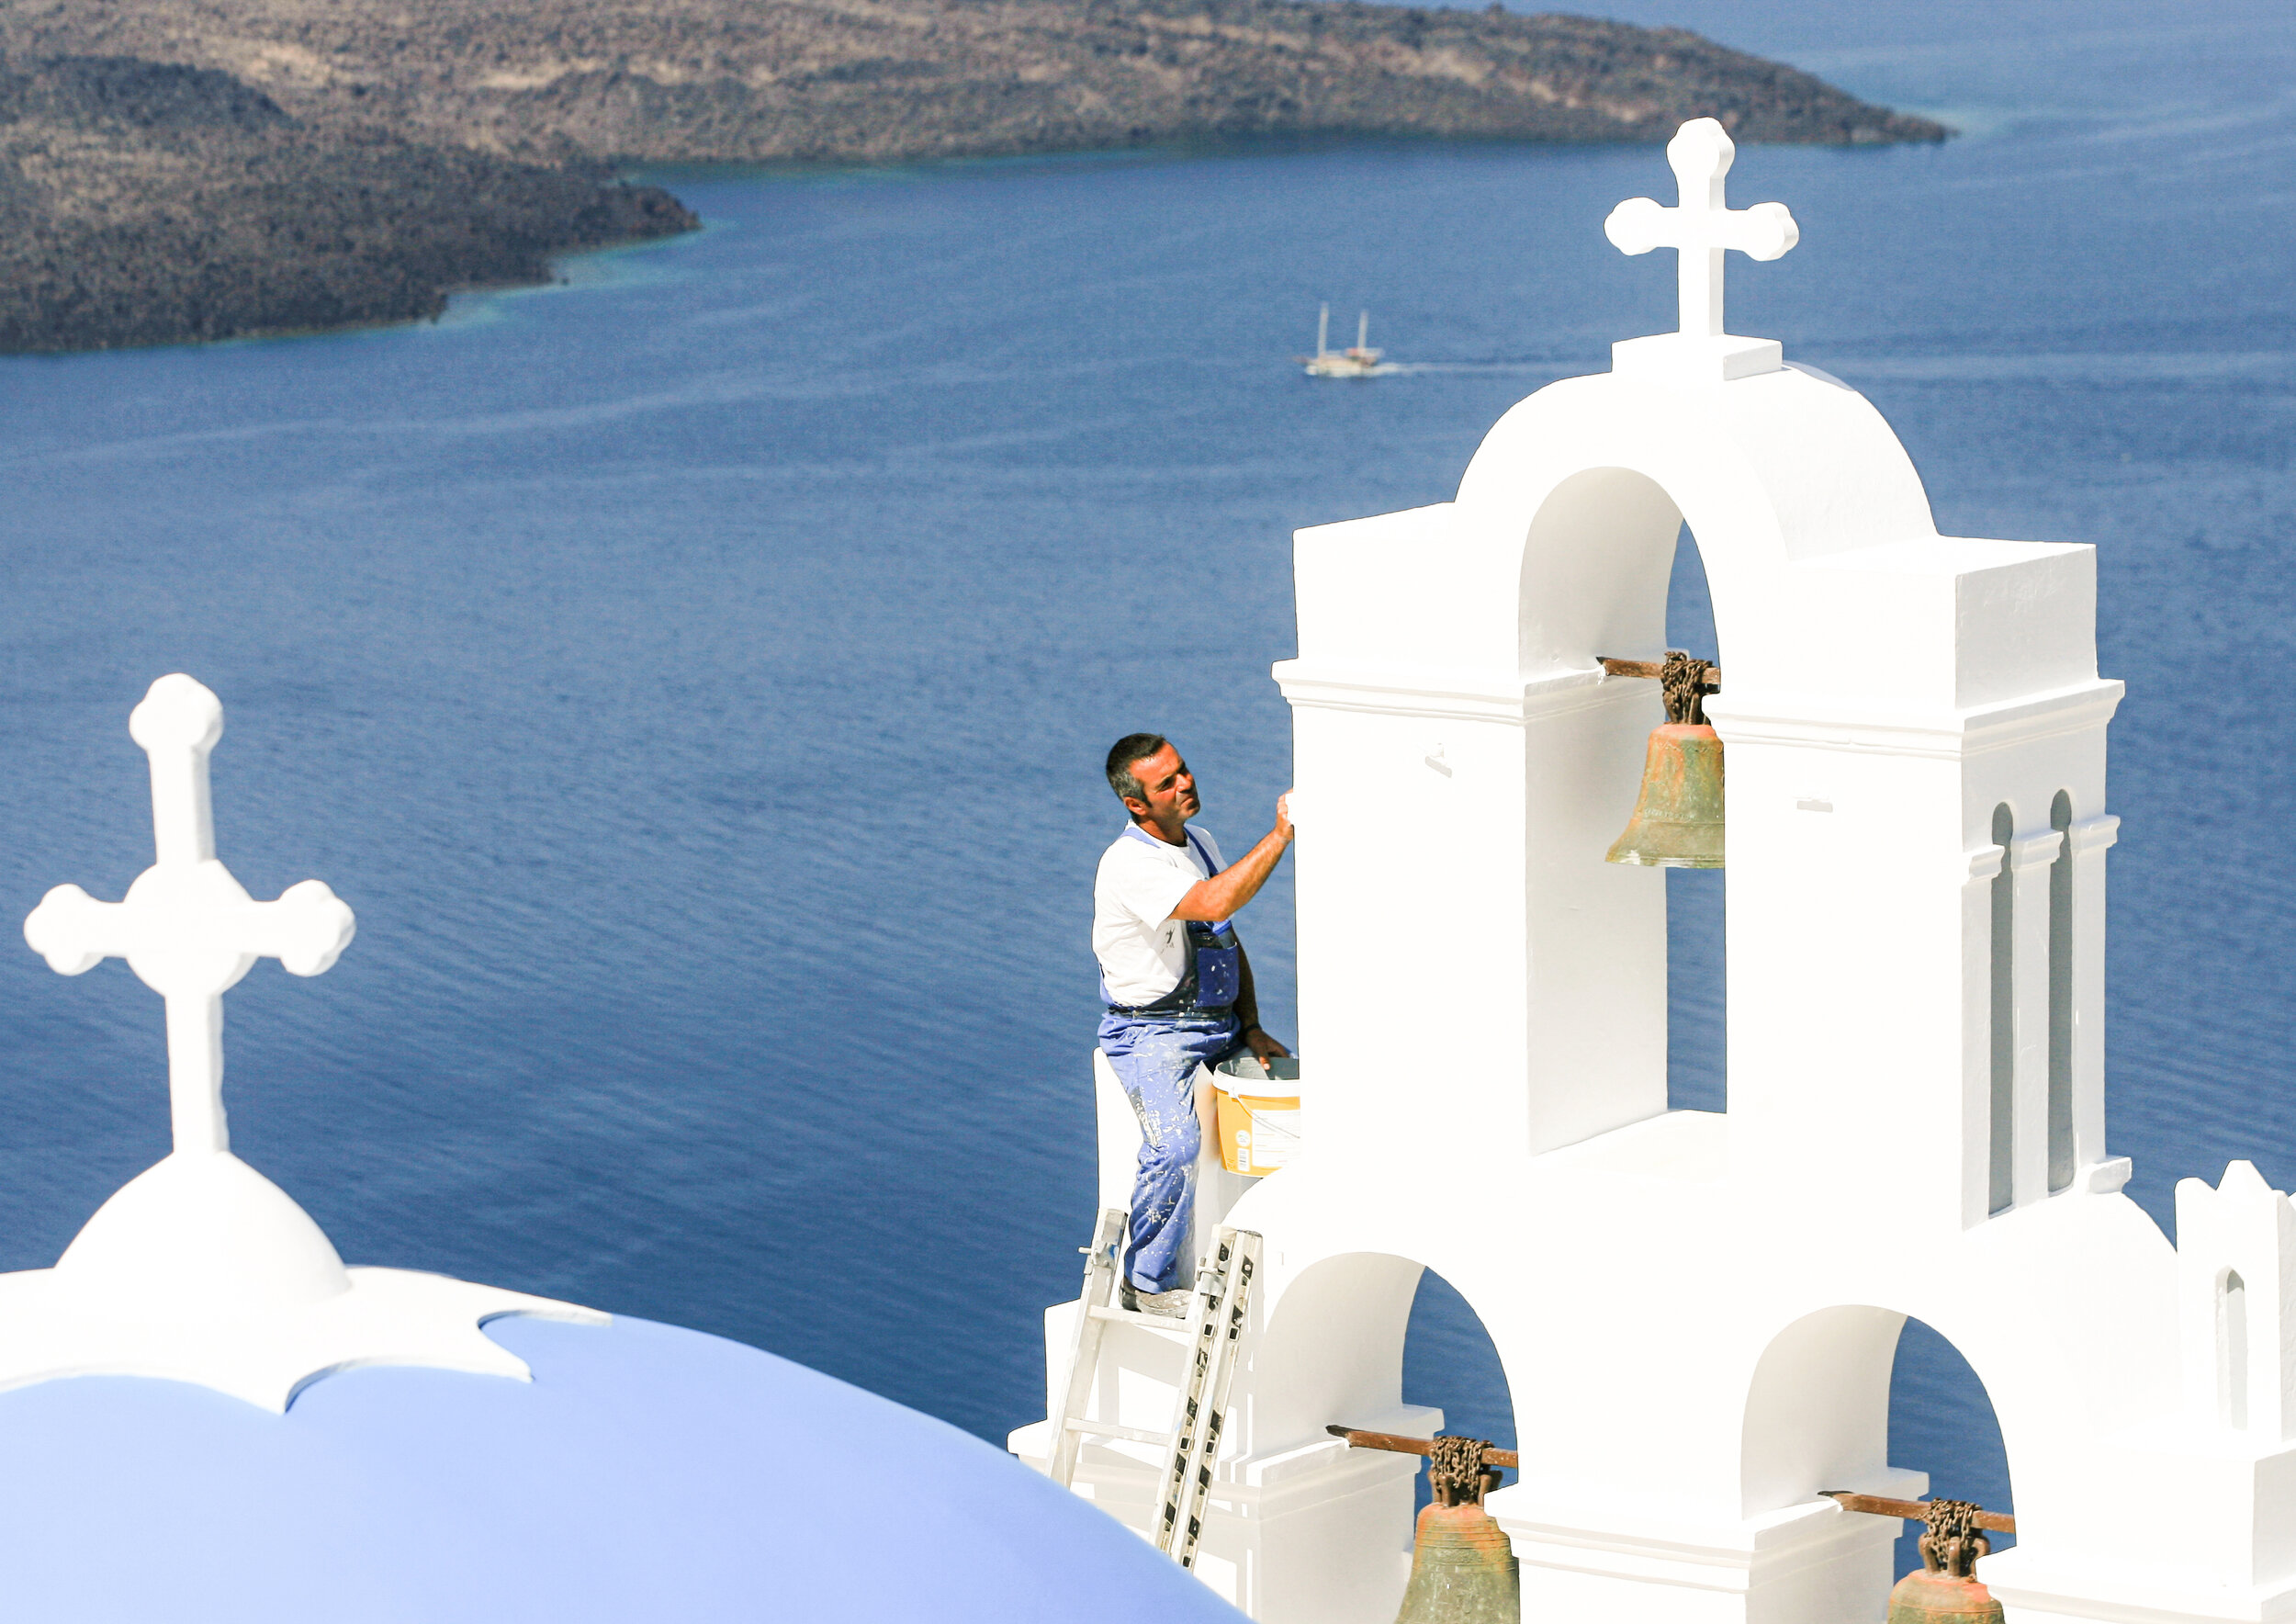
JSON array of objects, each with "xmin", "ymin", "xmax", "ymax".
[{"xmin": 1216, "ymin": 1090, "xmax": 1301, "ymax": 1176}]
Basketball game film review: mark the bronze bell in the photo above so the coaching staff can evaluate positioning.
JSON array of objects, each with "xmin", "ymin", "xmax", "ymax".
[
  {"xmin": 1395, "ymin": 1437, "xmax": 1520, "ymax": 1624},
  {"xmin": 1605, "ymin": 649, "xmax": 1724, "ymax": 869},
  {"xmin": 1886, "ymin": 1500, "xmax": 2006, "ymax": 1624}
]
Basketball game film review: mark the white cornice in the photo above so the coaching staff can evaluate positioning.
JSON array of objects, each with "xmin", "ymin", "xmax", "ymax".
[
  {"xmin": 2068, "ymin": 813, "xmax": 2122, "ymax": 855},
  {"xmin": 1273, "ymin": 660, "xmax": 2125, "ymax": 755},
  {"xmin": 1269, "ymin": 660, "xmax": 1644, "ymax": 726},
  {"xmin": 1706, "ymin": 678, "xmax": 2125, "ymax": 760}
]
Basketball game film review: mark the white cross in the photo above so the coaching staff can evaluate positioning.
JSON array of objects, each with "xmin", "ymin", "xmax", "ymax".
[
  {"xmin": 1604, "ymin": 118, "xmax": 1799, "ymax": 341},
  {"xmin": 24, "ymin": 675, "xmax": 355, "ymax": 1157}
]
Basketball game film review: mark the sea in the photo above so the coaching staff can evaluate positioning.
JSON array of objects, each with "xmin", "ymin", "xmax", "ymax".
[{"xmin": 0, "ymin": 0, "xmax": 2287, "ymax": 1575}]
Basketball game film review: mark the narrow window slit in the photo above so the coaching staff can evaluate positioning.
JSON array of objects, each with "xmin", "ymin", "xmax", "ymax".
[
  {"xmin": 1988, "ymin": 804, "xmax": 2015, "ymax": 1216},
  {"xmin": 2222, "ymin": 1269, "xmax": 2250, "ymax": 1431},
  {"xmin": 2047, "ymin": 792, "xmax": 2075, "ymax": 1193}
]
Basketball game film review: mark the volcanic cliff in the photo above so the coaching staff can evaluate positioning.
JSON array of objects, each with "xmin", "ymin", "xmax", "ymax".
[{"xmin": 0, "ymin": 0, "xmax": 1947, "ymax": 351}]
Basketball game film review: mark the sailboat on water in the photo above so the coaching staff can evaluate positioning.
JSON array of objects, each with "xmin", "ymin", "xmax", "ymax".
[{"xmin": 1300, "ymin": 303, "xmax": 1391, "ymax": 378}]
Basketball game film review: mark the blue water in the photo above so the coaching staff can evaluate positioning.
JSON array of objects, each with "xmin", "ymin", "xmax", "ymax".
[{"xmin": 0, "ymin": 0, "xmax": 2289, "ymax": 1579}]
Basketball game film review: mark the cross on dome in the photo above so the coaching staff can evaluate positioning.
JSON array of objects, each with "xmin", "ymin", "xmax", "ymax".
[
  {"xmin": 1604, "ymin": 118, "xmax": 1799, "ymax": 344},
  {"xmin": 24, "ymin": 674, "xmax": 355, "ymax": 1158}
]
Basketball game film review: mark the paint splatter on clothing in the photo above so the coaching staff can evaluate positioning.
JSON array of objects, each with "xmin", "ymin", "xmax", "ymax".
[{"xmin": 1098, "ymin": 1010, "xmax": 1244, "ymax": 1292}]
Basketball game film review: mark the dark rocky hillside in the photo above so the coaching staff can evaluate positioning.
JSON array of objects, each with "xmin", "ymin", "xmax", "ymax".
[
  {"xmin": 0, "ymin": 56, "xmax": 693, "ymax": 351},
  {"xmin": 0, "ymin": 0, "xmax": 1946, "ymax": 351}
]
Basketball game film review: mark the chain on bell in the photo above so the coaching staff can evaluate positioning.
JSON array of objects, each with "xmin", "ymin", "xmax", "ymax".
[
  {"xmin": 1885, "ymin": 1500, "xmax": 2006, "ymax": 1624},
  {"xmin": 1604, "ymin": 649, "xmax": 1724, "ymax": 869},
  {"xmin": 1394, "ymin": 1437, "xmax": 1520, "ymax": 1624}
]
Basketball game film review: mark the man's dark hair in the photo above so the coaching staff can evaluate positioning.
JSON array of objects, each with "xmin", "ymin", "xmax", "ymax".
[{"xmin": 1106, "ymin": 733, "xmax": 1169, "ymax": 805}]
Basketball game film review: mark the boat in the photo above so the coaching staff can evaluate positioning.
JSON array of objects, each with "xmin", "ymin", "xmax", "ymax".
[{"xmin": 1300, "ymin": 303, "xmax": 1390, "ymax": 378}]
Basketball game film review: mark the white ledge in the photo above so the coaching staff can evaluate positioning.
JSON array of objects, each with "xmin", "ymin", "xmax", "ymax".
[
  {"xmin": 1271, "ymin": 660, "xmax": 1639, "ymax": 725},
  {"xmin": 1707, "ymin": 678, "xmax": 2126, "ymax": 759}
]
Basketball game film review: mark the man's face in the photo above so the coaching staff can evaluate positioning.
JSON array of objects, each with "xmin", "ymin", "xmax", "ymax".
[{"xmin": 1125, "ymin": 743, "xmax": 1199, "ymax": 826}]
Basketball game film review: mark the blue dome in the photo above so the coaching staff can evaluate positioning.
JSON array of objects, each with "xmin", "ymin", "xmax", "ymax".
[{"xmin": 0, "ymin": 1315, "xmax": 1246, "ymax": 1621}]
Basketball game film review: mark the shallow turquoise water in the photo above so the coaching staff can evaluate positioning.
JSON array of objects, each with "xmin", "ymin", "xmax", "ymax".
[{"xmin": 0, "ymin": 0, "xmax": 2286, "ymax": 1577}]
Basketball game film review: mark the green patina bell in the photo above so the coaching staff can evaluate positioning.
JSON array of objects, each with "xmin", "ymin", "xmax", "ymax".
[
  {"xmin": 1395, "ymin": 1438, "xmax": 1519, "ymax": 1624},
  {"xmin": 1605, "ymin": 650, "xmax": 1724, "ymax": 870},
  {"xmin": 1886, "ymin": 1501, "xmax": 2006, "ymax": 1624}
]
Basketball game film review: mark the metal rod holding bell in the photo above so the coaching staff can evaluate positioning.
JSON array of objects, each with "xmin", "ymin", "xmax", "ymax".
[
  {"xmin": 1325, "ymin": 1426, "xmax": 1520, "ymax": 1467},
  {"xmin": 1599, "ymin": 649, "xmax": 1725, "ymax": 869},
  {"xmin": 1823, "ymin": 1490, "xmax": 2015, "ymax": 1534}
]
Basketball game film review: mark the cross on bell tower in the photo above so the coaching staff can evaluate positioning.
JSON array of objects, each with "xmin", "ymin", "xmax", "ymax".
[
  {"xmin": 1604, "ymin": 118, "xmax": 1801, "ymax": 382},
  {"xmin": 24, "ymin": 673, "xmax": 355, "ymax": 1157}
]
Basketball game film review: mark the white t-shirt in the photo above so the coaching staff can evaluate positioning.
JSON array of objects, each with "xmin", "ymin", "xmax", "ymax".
[{"xmin": 1093, "ymin": 824, "xmax": 1229, "ymax": 1006}]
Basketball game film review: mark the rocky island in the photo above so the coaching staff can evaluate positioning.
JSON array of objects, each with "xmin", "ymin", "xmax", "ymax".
[{"xmin": 0, "ymin": 0, "xmax": 1948, "ymax": 352}]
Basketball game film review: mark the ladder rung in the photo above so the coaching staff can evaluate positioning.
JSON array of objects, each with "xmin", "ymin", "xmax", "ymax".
[{"xmin": 1063, "ymin": 1418, "xmax": 1172, "ymax": 1445}]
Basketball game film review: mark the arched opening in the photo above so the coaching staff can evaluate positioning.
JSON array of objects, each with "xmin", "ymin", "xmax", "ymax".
[
  {"xmin": 1666, "ymin": 526, "xmax": 1725, "ymax": 1114},
  {"xmin": 1989, "ymin": 803, "xmax": 2017, "ymax": 1215},
  {"xmin": 1247, "ymin": 1252, "xmax": 1516, "ymax": 1618},
  {"xmin": 1403, "ymin": 1269, "xmax": 1517, "ymax": 1508},
  {"xmin": 1888, "ymin": 1319, "xmax": 2015, "ymax": 1574},
  {"xmin": 1250, "ymin": 1252, "xmax": 1514, "ymax": 1469},
  {"xmin": 1249, "ymin": 1252, "xmax": 1424, "ymax": 1449},
  {"xmin": 1512, "ymin": 465, "xmax": 1753, "ymax": 1147},
  {"xmin": 1742, "ymin": 1307, "xmax": 2015, "ymax": 1593}
]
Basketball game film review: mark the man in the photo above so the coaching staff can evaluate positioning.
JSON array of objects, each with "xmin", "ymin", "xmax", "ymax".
[{"xmin": 1092, "ymin": 733, "xmax": 1293, "ymax": 1315}]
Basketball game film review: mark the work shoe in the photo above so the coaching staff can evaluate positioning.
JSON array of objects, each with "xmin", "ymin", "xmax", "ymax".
[{"xmin": 1121, "ymin": 1285, "xmax": 1196, "ymax": 1319}]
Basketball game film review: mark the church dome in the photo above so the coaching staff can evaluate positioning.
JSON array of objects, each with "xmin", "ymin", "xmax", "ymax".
[{"xmin": 0, "ymin": 1314, "xmax": 1244, "ymax": 1621}]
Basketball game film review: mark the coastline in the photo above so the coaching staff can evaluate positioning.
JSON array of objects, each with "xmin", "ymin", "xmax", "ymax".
[
  {"xmin": 0, "ymin": 62, "xmax": 697, "ymax": 355},
  {"xmin": 0, "ymin": 5, "xmax": 1947, "ymax": 355}
]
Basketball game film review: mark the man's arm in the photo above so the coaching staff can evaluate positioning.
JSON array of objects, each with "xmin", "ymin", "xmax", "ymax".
[{"xmin": 1169, "ymin": 793, "xmax": 1293, "ymax": 921}]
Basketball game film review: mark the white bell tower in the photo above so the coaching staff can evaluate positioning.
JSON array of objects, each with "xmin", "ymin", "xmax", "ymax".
[{"xmin": 1018, "ymin": 119, "xmax": 2296, "ymax": 1624}]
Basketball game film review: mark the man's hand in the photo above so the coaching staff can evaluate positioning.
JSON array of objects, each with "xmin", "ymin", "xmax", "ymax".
[
  {"xmin": 1170, "ymin": 791, "xmax": 1299, "ymax": 923},
  {"xmin": 1244, "ymin": 1026, "xmax": 1291, "ymax": 1065}
]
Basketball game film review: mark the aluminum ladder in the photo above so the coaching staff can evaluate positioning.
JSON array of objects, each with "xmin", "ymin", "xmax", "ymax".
[{"xmin": 1046, "ymin": 1206, "xmax": 1262, "ymax": 1569}]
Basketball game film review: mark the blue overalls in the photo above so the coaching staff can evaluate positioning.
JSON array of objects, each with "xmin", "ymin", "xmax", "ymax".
[{"xmin": 1097, "ymin": 826, "xmax": 1246, "ymax": 1294}]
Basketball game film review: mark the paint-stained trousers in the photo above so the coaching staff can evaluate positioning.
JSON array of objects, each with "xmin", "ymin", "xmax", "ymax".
[{"xmin": 1097, "ymin": 1010, "xmax": 1244, "ymax": 1293}]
